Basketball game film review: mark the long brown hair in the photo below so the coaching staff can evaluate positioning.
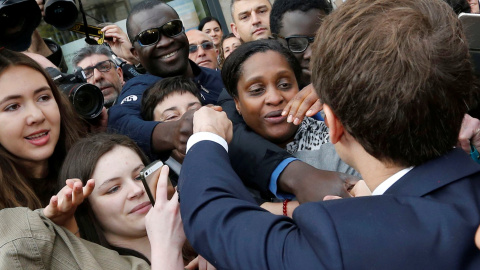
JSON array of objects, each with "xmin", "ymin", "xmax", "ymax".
[{"xmin": 0, "ymin": 49, "xmax": 85, "ymax": 209}]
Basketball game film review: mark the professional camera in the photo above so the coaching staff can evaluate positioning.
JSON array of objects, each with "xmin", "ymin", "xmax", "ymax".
[
  {"xmin": 0, "ymin": 0, "xmax": 78, "ymax": 50},
  {"xmin": 46, "ymin": 67, "xmax": 104, "ymax": 120},
  {"xmin": 0, "ymin": 0, "xmax": 42, "ymax": 51}
]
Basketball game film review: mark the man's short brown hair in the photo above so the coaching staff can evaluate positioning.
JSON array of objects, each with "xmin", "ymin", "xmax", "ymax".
[{"xmin": 312, "ymin": 0, "xmax": 474, "ymax": 167}]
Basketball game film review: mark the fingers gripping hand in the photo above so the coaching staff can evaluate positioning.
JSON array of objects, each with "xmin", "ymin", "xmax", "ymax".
[
  {"xmin": 458, "ymin": 114, "xmax": 480, "ymax": 154},
  {"xmin": 193, "ymin": 107, "xmax": 233, "ymax": 143},
  {"xmin": 175, "ymin": 109, "xmax": 195, "ymax": 154},
  {"xmin": 282, "ymin": 84, "xmax": 323, "ymax": 125}
]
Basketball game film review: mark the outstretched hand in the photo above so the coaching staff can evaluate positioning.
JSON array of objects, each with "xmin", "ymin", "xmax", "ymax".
[
  {"xmin": 43, "ymin": 179, "xmax": 95, "ymax": 233},
  {"xmin": 101, "ymin": 24, "xmax": 138, "ymax": 65}
]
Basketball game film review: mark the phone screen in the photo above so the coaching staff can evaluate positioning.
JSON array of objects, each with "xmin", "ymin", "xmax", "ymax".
[{"xmin": 139, "ymin": 160, "xmax": 175, "ymax": 206}]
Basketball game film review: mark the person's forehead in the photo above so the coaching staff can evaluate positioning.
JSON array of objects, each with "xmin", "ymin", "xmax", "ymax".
[
  {"xmin": 187, "ymin": 31, "xmax": 212, "ymax": 44},
  {"xmin": 223, "ymin": 37, "xmax": 240, "ymax": 47},
  {"xmin": 233, "ymin": 0, "xmax": 271, "ymax": 15},
  {"xmin": 77, "ymin": 54, "xmax": 110, "ymax": 68},
  {"xmin": 279, "ymin": 9, "xmax": 325, "ymax": 37},
  {"xmin": 204, "ymin": 20, "xmax": 220, "ymax": 29},
  {"xmin": 130, "ymin": 4, "xmax": 179, "ymax": 35}
]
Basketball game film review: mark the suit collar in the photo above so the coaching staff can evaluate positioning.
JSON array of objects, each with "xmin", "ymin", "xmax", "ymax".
[{"xmin": 384, "ymin": 148, "xmax": 480, "ymax": 196}]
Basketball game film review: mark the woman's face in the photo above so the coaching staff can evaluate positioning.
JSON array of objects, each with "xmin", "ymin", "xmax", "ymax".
[
  {"xmin": 0, "ymin": 65, "xmax": 60, "ymax": 171},
  {"xmin": 234, "ymin": 50, "xmax": 299, "ymax": 145},
  {"xmin": 222, "ymin": 37, "xmax": 241, "ymax": 59},
  {"xmin": 88, "ymin": 146, "xmax": 151, "ymax": 242},
  {"xmin": 202, "ymin": 20, "xmax": 223, "ymax": 46}
]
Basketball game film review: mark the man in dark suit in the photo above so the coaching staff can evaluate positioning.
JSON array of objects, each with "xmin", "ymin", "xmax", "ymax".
[{"xmin": 178, "ymin": 0, "xmax": 480, "ymax": 269}]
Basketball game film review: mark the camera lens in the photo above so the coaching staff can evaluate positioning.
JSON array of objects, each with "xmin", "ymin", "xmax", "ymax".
[
  {"xmin": 44, "ymin": 0, "xmax": 78, "ymax": 30},
  {"xmin": 60, "ymin": 83, "xmax": 104, "ymax": 119}
]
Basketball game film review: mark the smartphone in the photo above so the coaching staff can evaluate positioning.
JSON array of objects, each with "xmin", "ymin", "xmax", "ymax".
[{"xmin": 139, "ymin": 160, "xmax": 175, "ymax": 206}]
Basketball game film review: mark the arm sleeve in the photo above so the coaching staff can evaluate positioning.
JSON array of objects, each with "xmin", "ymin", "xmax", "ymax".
[
  {"xmin": 178, "ymin": 141, "xmax": 343, "ymax": 270},
  {"xmin": 108, "ymin": 77, "xmax": 159, "ymax": 158},
  {"xmin": 218, "ymin": 90, "xmax": 294, "ymax": 197}
]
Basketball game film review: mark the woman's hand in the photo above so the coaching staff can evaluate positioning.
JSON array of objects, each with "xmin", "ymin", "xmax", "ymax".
[
  {"xmin": 43, "ymin": 179, "xmax": 95, "ymax": 234},
  {"xmin": 282, "ymin": 84, "xmax": 323, "ymax": 125},
  {"xmin": 146, "ymin": 165, "xmax": 186, "ymax": 270}
]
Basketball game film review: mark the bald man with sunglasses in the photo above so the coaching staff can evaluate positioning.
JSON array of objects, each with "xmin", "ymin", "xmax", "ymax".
[{"xmin": 186, "ymin": 30, "xmax": 219, "ymax": 70}]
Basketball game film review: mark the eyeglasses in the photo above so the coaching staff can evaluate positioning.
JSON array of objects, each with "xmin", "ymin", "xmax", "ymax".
[
  {"xmin": 189, "ymin": 41, "xmax": 215, "ymax": 54},
  {"xmin": 280, "ymin": 35, "xmax": 315, "ymax": 53},
  {"xmin": 133, "ymin": 20, "xmax": 184, "ymax": 47},
  {"xmin": 82, "ymin": 60, "xmax": 116, "ymax": 79}
]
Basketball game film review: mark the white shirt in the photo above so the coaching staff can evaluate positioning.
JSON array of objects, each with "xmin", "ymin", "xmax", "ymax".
[
  {"xmin": 372, "ymin": 167, "xmax": 414, "ymax": 195},
  {"xmin": 186, "ymin": 132, "xmax": 228, "ymax": 153}
]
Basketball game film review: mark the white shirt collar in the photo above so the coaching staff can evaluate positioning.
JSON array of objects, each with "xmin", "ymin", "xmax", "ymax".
[{"xmin": 372, "ymin": 167, "xmax": 414, "ymax": 195}]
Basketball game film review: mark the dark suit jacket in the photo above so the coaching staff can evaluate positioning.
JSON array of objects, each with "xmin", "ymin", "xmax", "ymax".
[{"xmin": 179, "ymin": 141, "xmax": 480, "ymax": 270}]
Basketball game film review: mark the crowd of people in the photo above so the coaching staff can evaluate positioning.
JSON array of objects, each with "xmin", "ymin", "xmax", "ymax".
[{"xmin": 1, "ymin": 0, "xmax": 480, "ymax": 269}]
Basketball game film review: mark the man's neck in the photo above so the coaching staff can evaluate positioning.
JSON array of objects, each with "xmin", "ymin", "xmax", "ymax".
[{"xmin": 354, "ymin": 154, "xmax": 407, "ymax": 192}]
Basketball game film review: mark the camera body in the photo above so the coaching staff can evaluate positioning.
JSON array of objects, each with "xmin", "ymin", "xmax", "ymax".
[{"xmin": 46, "ymin": 67, "xmax": 104, "ymax": 119}]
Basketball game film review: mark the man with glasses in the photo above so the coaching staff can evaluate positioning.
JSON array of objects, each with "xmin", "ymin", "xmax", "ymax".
[
  {"xmin": 108, "ymin": 0, "xmax": 224, "ymax": 160},
  {"xmin": 271, "ymin": 0, "xmax": 332, "ymax": 88},
  {"xmin": 73, "ymin": 46, "xmax": 124, "ymax": 108},
  {"xmin": 186, "ymin": 30, "xmax": 219, "ymax": 70},
  {"xmin": 270, "ymin": 0, "xmax": 332, "ymax": 126}
]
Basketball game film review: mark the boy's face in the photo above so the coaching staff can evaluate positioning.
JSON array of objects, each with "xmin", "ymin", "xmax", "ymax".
[{"xmin": 153, "ymin": 92, "xmax": 202, "ymax": 122}]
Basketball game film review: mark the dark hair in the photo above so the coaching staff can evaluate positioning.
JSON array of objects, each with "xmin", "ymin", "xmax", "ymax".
[
  {"xmin": 444, "ymin": 0, "xmax": 471, "ymax": 14},
  {"xmin": 141, "ymin": 76, "xmax": 201, "ymax": 121},
  {"xmin": 270, "ymin": 0, "xmax": 332, "ymax": 35},
  {"xmin": 126, "ymin": 0, "xmax": 176, "ymax": 42},
  {"xmin": 221, "ymin": 39, "xmax": 302, "ymax": 98},
  {"xmin": 312, "ymin": 0, "xmax": 474, "ymax": 167},
  {"xmin": 218, "ymin": 33, "xmax": 240, "ymax": 69},
  {"xmin": 58, "ymin": 133, "xmax": 149, "ymax": 249},
  {"xmin": 0, "ymin": 49, "xmax": 85, "ymax": 210},
  {"xmin": 198, "ymin": 16, "xmax": 222, "ymax": 32}
]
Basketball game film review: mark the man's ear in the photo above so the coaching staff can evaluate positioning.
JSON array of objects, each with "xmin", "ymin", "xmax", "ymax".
[
  {"xmin": 130, "ymin": 46, "xmax": 138, "ymax": 59},
  {"xmin": 323, "ymin": 104, "xmax": 344, "ymax": 144},
  {"xmin": 231, "ymin": 23, "xmax": 241, "ymax": 40},
  {"xmin": 116, "ymin": 66, "xmax": 124, "ymax": 83}
]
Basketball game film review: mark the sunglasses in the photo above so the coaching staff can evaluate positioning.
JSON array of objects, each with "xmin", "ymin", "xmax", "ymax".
[
  {"xmin": 81, "ymin": 60, "xmax": 116, "ymax": 79},
  {"xmin": 189, "ymin": 41, "xmax": 215, "ymax": 54},
  {"xmin": 133, "ymin": 19, "xmax": 184, "ymax": 47},
  {"xmin": 277, "ymin": 35, "xmax": 315, "ymax": 53}
]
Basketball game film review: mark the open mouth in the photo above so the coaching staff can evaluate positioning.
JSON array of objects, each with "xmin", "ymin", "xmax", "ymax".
[
  {"xmin": 160, "ymin": 50, "xmax": 179, "ymax": 59},
  {"xmin": 25, "ymin": 131, "xmax": 49, "ymax": 140}
]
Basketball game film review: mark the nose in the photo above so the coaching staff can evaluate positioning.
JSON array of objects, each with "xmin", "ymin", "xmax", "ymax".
[
  {"xmin": 156, "ymin": 33, "xmax": 175, "ymax": 48},
  {"xmin": 265, "ymin": 88, "xmax": 284, "ymax": 106},
  {"xmin": 127, "ymin": 180, "xmax": 145, "ymax": 200},
  {"xmin": 251, "ymin": 12, "xmax": 261, "ymax": 26},
  {"xmin": 304, "ymin": 45, "xmax": 312, "ymax": 60},
  {"xmin": 26, "ymin": 104, "xmax": 46, "ymax": 126},
  {"xmin": 197, "ymin": 46, "xmax": 207, "ymax": 57},
  {"xmin": 89, "ymin": 68, "xmax": 104, "ymax": 85}
]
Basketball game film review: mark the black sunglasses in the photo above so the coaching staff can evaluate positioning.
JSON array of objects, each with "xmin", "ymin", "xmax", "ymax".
[
  {"xmin": 277, "ymin": 35, "xmax": 315, "ymax": 53},
  {"xmin": 81, "ymin": 60, "xmax": 116, "ymax": 79},
  {"xmin": 133, "ymin": 19, "xmax": 184, "ymax": 47},
  {"xmin": 189, "ymin": 41, "xmax": 215, "ymax": 54}
]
